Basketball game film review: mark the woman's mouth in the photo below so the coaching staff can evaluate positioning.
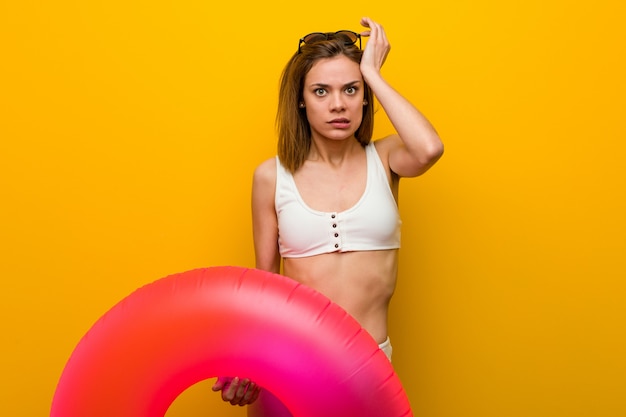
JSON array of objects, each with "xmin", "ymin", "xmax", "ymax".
[{"xmin": 328, "ymin": 118, "xmax": 350, "ymax": 129}]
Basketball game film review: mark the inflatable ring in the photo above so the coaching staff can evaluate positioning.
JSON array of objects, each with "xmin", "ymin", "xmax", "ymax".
[{"xmin": 51, "ymin": 266, "xmax": 412, "ymax": 417}]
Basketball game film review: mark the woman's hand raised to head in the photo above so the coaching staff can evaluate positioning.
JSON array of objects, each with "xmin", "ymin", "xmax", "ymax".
[
  {"xmin": 359, "ymin": 17, "xmax": 391, "ymax": 77},
  {"xmin": 212, "ymin": 376, "xmax": 261, "ymax": 406}
]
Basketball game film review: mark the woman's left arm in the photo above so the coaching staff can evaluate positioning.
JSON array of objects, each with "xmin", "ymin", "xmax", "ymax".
[{"xmin": 359, "ymin": 17, "xmax": 444, "ymax": 178}]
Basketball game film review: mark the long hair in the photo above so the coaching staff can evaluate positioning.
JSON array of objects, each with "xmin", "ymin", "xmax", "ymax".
[{"xmin": 276, "ymin": 39, "xmax": 374, "ymax": 173}]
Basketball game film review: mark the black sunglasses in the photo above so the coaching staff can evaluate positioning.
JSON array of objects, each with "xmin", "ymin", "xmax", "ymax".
[{"xmin": 298, "ymin": 30, "xmax": 361, "ymax": 53}]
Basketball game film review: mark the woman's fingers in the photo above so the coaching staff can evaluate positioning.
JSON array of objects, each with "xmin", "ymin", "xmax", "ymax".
[{"xmin": 359, "ymin": 17, "xmax": 390, "ymax": 71}]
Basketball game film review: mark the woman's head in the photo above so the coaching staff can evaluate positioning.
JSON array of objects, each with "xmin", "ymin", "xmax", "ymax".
[{"xmin": 277, "ymin": 34, "xmax": 374, "ymax": 172}]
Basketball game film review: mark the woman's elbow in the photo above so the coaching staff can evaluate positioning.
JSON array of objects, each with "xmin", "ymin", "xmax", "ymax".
[
  {"xmin": 418, "ymin": 139, "xmax": 444, "ymax": 169},
  {"xmin": 426, "ymin": 138, "xmax": 444, "ymax": 162}
]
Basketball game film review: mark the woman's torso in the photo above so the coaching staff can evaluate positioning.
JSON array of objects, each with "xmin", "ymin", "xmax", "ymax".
[{"xmin": 276, "ymin": 140, "xmax": 400, "ymax": 343}]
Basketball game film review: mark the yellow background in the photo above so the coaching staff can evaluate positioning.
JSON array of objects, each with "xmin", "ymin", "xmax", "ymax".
[{"xmin": 1, "ymin": 1, "xmax": 625, "ymax": 416}]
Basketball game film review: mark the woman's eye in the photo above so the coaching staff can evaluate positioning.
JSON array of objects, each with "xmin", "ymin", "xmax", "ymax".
[
  {"xmin": 346, "ymin": 86, "xmax": 357, "ymax": 95},
  {"xmin": 314, "ymin": 88, "xmax": 326, "ymax": 96}
]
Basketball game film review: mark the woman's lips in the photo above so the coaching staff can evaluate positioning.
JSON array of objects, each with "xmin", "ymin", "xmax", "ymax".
[{"xmin": 328, "ymin": 118, "xmax": 350, "ymax": 128}]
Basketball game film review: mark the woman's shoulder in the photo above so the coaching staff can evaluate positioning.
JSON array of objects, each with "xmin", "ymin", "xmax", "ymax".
[
  {"xmin": 252, "ymin": 157, "xmax": 277, "ymax": 189},
  {"xmin": 372, "ymin": 134, "xmax": 402, "ymax": 153},
  {"xmin": 371, "ymin": 134, "xmax": 403, "ymax": 163},
  {"xmin": 255, "ymin": 156, "xmax": 277, "ymax": 171},
  {"xmin": 371, "ymin": 135, "xmax": 402, "ymax": 183}
]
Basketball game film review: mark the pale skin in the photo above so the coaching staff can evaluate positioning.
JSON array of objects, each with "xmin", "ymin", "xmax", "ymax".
[{"xmin": 212, "ymin": 17, "xmax": 443, "ymax": 412}]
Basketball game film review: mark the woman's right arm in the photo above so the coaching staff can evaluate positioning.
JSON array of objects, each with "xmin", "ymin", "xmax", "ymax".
[
  {"xmin": 211, "ymin": 158, "xmax": 279, "ymax": 406},
  {"xmin": 251, "ymin": 158, "xmax": 281, "ymax": 273}
]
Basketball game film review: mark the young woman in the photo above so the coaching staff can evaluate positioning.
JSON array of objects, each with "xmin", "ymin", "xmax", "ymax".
[{"xmin": 212, "ymin": 17, "xmax": 443, "ymax": 416}]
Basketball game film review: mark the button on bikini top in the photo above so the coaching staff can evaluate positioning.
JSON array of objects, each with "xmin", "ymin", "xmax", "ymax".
[{"xmin": 275, "ymin": 142, "xmax": 401, "ymax": 258}]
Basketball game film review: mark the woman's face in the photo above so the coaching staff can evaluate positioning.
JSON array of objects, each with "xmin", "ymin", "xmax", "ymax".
[{"xmin": 302, "ymin": 55, "xmax": 365, "ymax": 142}]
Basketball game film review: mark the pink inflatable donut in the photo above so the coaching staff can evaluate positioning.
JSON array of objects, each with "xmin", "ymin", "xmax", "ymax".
[{"xmin": 51, "ymin": 266, "xmax": 412, "ymax": 417}]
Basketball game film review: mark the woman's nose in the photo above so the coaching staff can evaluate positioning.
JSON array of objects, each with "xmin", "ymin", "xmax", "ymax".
[{"xmin": 329, "ymin": 93, "xmax": 345, "ymax": 111}]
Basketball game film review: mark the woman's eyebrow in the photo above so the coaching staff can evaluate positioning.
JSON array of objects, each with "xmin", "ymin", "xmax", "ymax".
[{"xmin": 308, "ymin": 80, "xmax": 362, "ymax": 88}]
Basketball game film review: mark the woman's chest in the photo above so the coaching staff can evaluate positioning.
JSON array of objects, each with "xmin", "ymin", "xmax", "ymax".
[{"xmin": 293, "ymin": 165, "xmax": 367, "ymax": 213}]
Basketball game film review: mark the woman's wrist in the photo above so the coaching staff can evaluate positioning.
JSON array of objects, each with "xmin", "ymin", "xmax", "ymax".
[{"xmin": 362, "ymin": 69, "xmax": 391, "ymax": 98}]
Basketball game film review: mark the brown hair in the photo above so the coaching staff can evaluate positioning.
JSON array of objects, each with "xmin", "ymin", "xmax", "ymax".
[{"xmin": 276, "ymin": 39, "xmax": 374, "ymax": 173}]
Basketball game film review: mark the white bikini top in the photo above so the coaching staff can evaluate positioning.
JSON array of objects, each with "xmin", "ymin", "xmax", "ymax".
[{"xmin": 275, "ymin": 142, "xmax": 401, "ymax": 258}]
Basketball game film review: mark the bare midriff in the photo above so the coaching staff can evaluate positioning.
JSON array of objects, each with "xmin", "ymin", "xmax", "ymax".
[{"xmin": 283, "ymin": 249, "xmax": 398, "ymax": 344}]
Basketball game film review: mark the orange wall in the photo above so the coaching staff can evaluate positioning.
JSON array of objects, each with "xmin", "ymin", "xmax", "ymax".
[{"xmin": 1, "ymin": 1, "xmax": 624, "ymax": 416}]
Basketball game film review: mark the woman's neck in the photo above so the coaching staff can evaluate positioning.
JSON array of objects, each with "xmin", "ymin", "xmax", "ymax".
[{"xmin": 307, "ymin": 136, "xmax": 362, "ymax": 166}]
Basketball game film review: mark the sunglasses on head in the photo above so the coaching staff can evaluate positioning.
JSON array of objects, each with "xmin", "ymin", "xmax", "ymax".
[{"xmin": 298, "ymin": 30, "xmax": 361, "ymax": 53}]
